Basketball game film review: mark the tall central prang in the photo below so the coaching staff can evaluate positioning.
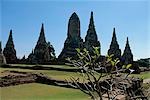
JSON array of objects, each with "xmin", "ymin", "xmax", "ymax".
[{"xmin": 58, "ymin": 12, "xmax": 83, "ymax": 60}]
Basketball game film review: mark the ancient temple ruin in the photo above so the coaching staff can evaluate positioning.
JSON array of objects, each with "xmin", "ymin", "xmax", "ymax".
[
  {"xmin": 84, "ymin": 12, "xmax": 100, "ymax": 55},
  {"xmin": 1, "ymin": 12, "xmax": 135, "ymax": 65},
  {"xmin": 3, "ymin": 30, "xmax": 17, "ymax": 63},
  {"xmin": 58, "ymin": 12, "xmax": 135, "ymax": 64},
  {"xmin": 122, "ymin": 37, "xmax": 133, "ymax": 65},
  {"xmin": 108, "ymin": 28, "xmax": 121, "ymax": 59},
  {"xmin": 58, "ymin": 12, "xmax": 83, "ymax": 60},
  {"xmin": 27, "ymin": 24, "xmax": 56, "ymax": 64}
]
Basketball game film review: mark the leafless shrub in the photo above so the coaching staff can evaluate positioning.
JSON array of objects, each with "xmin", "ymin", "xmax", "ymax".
[{"xmin": 65, "ymin": 47, "xmax": 148, "ymax": 100}]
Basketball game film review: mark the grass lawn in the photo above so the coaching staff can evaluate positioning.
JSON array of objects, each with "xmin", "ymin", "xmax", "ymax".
[
  {"xmin": 1, "ymin": 66, "xmax": 150, "ymax": 80},
  {"xmin": 0, "ymin": 68, "xmax": 80, "ymax": 80},
  {"xmin": 0, "ymin": 65, "xmax": 149, "ymax": 100},
  {"xmin": 9, "ymin": 64, "xmax": 77, "ymax": 69},
  {"xmin": 129, "ymin": 71, "xmax": 150, "ymax": 79},
  {"xmin": 0, "ymin": 83, "xmax": 89, "ymax": 100}
]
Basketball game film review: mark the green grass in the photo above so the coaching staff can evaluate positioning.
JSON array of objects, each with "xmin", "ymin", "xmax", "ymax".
[
  {"xmin": 9, "ymin": 64, "xmax": 35, "ymax": 67},
  {"xmin": 1, "ymin": 66, "xmax": 150, "ymax": 100},
  {"xmin": 1, "ymin": 67, "xmax": 150, "ymax": 80},
  {"xmin": 9, "ymin": 64, "xmax": 77, "ymax": 69},
  {"xmin": 0, "ymin": 83, "xmax": 89, "ymax": 100},
  {"xmin": 0, "ymin": 68, "xmax": 80, "ymax": 80},
  {"xmin": 129, "ymin": 71, "xmax": 150, "ymax": 79},
  {"xmin": 0, "ymin": 67, "xmax": 105, "ymax": 82}
]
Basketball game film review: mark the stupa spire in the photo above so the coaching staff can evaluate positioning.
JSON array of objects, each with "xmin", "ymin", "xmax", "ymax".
[
  {"xmin": 3, "ymin": 30, "xmax": 17, "ymax": 63},
  {"xmin": 89, "ymin": 11, "xmax": 95, "ymax": 29},
  {"xmin": 122, "ymin": 37, "xmax": 133, "ymax": 65},
  {"xmin": 112, "ymin": 28, "xmax": 117, "ymax": 44},
  {"xmin": 108, "ymin": 28, "xmax": 121, "ymax": 59},
  {"xmin": 84, "ymin": 11, "xmax": 100, "ymax": 55},
  {"xmin": 37, "ymin": 23, "xmax": 46, "ymax": 45}
]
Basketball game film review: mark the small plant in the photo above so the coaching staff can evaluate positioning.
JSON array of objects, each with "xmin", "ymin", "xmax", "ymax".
[{"xmin": 66, "ymin": 47, "xmax": 148, "ymax": 100}]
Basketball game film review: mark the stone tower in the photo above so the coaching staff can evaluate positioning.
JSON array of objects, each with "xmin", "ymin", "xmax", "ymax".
[
  {"xmin": 58, "ymin": 12, "xmax": 83, "ymax": 60},
  {"xmin": 0, "ymin": 41, "xmax": 6, "ymax": 64},
  {"xmin": 33, "ymin": 23, "xmax": 51, "ymax": 63},
  {"xmin": 3, "ymin": 30, "xmax": 17, "ymax": 63},
  {"xmin": 28, "ymin": 23, "xmax": 56, "ymax": 64},
  {"xmin": 122, "ymin": 37, "xmax": 133, "ymax": 65},
  {"xmin": 27, "ymin": 49, "xmax": 36, "ymax": 64},
  {"xmin": 108, "ymin": 28, "xmax": 121, "ymax": 59},
  {"xmin": 84, "ymin": 12, "xmax": 100, "ymax": 55}
]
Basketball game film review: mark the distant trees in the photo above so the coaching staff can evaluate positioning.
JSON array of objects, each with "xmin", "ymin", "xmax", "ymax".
[{"xmin": 137, "ymin": 58, "xmax": 150, "ymax": 68}]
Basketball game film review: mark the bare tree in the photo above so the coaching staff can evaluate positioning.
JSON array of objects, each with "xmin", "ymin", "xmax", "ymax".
[{"xmin": 65, "ymin": 47, "xmax": 148, "ymax": 100}]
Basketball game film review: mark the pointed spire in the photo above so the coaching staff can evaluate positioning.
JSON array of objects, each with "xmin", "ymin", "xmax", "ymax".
[
  {"xmin": 41, "ymin": 23, "xmax": 44, "ymax": 31},
  {"xmin": 112, "ymin": 28, "xmax": 117, "ymax": 42},
  {"xmin": 7, "ymin": 30, "xmax": 13, "ymax": 46},
  {"xmin": 37, "ymin": 23, "xmax": 46, "ymax": 44},
  {"xmin": 108, "ymin": 28, "xmax": 121, "ymax": 59},
  {"xmin": 31, "ymin": 23, "xmax": 55, "ymax": 63},
  {"xmin": 9, "ymin": 29, "xmax": 12, "ymax": 38},
  {"xmin": 110, "ymin": 28, "xmax": 118, "ymax": 45},
  {"xmin": 87, "ymin": 11, "xmax": 97, "ymax": 37},
  {"xmin": 84, "ymin": 11, "xmax": 100, "ymax": 55},
  {"xmin": 5, "ymin": 29, "xmax": 15, "ymax": 49},
  {"xmin": 126, "ymin": 37, "xmax": 129, "ymax": 46},
  {"xmin": 89, "ymin": 11, "xmax": 95, "ymax": 29},
  {"xmin": 124, "ymin": 37, "xmax": 131, "ymax": 52},
  {"xmin": 3, "ymin": 29, "xmax": 17, "ymax": 63},
  {"xmin": 122, "ymin": 37, "xmax": 133, "ymax": 65}
]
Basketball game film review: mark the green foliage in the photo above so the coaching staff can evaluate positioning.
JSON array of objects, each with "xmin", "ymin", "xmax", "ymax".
[
  {"xmin": 126, "ymin": 64, "xmax": 132, "ymax": 69},
  {"xmin": 93, "ymin": 46, "xmax": 100, "ymax": 57},
  {"xmin": 137, "ymin": 58, "xmax": 150, "ymax": 68},
  {"xmin": 122, "ymin": 64, "xmax": 132, "ymax": 69}
]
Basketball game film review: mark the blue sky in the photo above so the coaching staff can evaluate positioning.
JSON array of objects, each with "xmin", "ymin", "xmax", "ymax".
[{"xmin": 0, "ymin": 0, "xmax": 150, "ymax": 60}]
